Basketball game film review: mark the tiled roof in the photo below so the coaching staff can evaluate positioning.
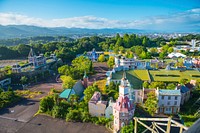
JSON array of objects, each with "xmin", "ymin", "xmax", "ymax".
[
  {"xmin": 113, "ymin": 96, "xmax": 134, "ymax": 112},
  {"xmin": 159, "ymin": 89, "xmax": 181, "ymax": 96}
]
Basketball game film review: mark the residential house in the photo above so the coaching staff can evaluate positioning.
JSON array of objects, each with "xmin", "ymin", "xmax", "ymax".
[
  {"xmin": 88, "ymin": 91, "xmax": 107, "ymax": 117},
  {"xmin": 59, "ymin": 80, "xmax": 86, "ymax": 101},
  {"xmin": 86, "ymin": 48, "xmax": 104, "ymax": 62},
  {"xmin": 168, "ymin": 52, "xmax": 186, "ymax": 58},
  {"xmin": 156, "ymin": 89, "xmax": 181, "ymax": 114},
  {"xmin": 105, "ymin": 98, "xmax": 114, "ymax": 118},
  {"xmin": 114, "ymin": 55, "xmax": 151, "ymax": 71},
  {"xmin": 176, "ymin": 85, "xmax": 190, "ymax": 105}
]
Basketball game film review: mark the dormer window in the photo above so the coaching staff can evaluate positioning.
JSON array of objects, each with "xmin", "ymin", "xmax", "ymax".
[{"xmin": 122, "ymin": 103, "xmax": 125, "ymax": 108}]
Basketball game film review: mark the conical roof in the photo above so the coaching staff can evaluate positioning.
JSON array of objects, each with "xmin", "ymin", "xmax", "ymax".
[{"xmin": 28, "ymin": 48, "xmax": 36, "ymax": 57}]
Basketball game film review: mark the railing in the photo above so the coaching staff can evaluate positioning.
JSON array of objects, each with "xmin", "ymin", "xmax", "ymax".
[{"xmin": 134, "ymin": 117, "xmax": 188, "ymax": 133}]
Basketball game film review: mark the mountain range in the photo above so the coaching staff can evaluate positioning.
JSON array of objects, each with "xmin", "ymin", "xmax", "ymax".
[{"xmin": 0, "ymin": 25, "xmax": 145, "ymax": 39}]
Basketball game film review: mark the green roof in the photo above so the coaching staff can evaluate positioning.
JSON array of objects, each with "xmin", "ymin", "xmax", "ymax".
[
  {"xmin": 111, "ymin": 70, "xmax": 143, "ymax": 89},
  {"xmin": 59, "ymin": 89, "xmax": 72, "ymax": 99}
]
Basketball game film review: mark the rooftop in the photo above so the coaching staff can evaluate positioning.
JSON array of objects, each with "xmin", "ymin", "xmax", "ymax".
[
  {"xmin": 159, "ymin": 89, "xmax": 181, "ymax": 96},
  {"xmin": 59, "ymin": 89, "xmax": 72, "ymax": 99}
]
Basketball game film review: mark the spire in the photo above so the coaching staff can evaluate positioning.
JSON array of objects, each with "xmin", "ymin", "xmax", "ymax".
[
  {"xmin": 28, "ymin": 48, "xmax": 36, "ymax": 57},
  {"xmin": 121, "ymin": 71, "xmax": 128, "ymax": 87},
  {"xmin": 122, "ymin": 71, "xmax": 127, "ymax": 80},
  {"xmin": 83, "ymin": 70, "xmax": 88, "ymax": 78}
]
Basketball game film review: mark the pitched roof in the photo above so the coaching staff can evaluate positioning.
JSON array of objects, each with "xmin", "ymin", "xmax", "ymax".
[
  {"xmin": 180, "ymin": 86, "xmax": 190, "ymax": 93},
  {"xmin": 159, "ymin": 89, "xmax": 181, "ymax": 96},
  {"xmin": 59, "ymin": 89, "xmax": 72, "ymax": 99},
  {"xmin": 113, "ymin": 96, "xmax": 134, "ymax": 112},
  {"xmin": 73, "ymin": 80, "xmax": 85, "ymax": 97}
]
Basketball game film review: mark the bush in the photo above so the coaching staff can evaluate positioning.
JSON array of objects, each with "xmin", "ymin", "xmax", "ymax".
[{"xmin": 39, "ymin": 96, "xmax": 54, "ymax": 113}]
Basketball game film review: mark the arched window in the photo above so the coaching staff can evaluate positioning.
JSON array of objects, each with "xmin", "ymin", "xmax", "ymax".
[{"xmin": 121, "ymin": 122, "xmax": 125, "ymax": 127}]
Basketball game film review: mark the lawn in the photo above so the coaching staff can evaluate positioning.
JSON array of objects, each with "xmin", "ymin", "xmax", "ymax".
[
  {"xmin": 134, "ymin": 70, "xmax": 150, "ymax": 81},
  {"xmin": 148, "ymin": 70, "xmax": 200, "ymax": 82}
]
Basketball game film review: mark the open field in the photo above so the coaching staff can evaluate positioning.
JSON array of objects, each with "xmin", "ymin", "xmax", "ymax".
[
  {"xmin": 134, "ymin": 70, "xmax": 150, "ymax": 81},
  {"xmin": 112, "ymin": 69, "xmax": 200, "ymax": 88},
  {"xmin": 148, "ymin": 69, "xmax": 200, "ymax": 82}
]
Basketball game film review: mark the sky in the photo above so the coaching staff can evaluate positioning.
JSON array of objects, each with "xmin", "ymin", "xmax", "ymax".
[{"xmin": 0, "ymin": 0, "xmax": 200, "ymax": 31}]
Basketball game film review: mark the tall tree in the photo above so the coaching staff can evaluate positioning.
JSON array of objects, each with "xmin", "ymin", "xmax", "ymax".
[{"xmin": 144, "ymin": 92, "xmax": 158, "ymax": 116}]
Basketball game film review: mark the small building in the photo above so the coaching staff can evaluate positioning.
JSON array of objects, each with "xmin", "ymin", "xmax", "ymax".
[
  {"xmin": 168, "ymin": 52, "xmax": 186, "ymax": 58},
  {"xmin": 156, "ymin": 89, "xmax": 181, "ymax": 114},
  {"xmin": 88, "ymin": 91, "xmax": 107, "ymax": 117},
  {"xmin": 176, "ymin": 85, "xmax": 190, "ymax": 105},
  {"xmin": 59, "ymin": 89, "xmax": 75, "ymax": 100},
  {"xmin": 114, "ymin": 55, "xmax": 151, "ymax": 71},
  {"xmin": 59, "ymin": 80, "xmax": 86, "ymax": 101},
  {"xmin": 105, "ymin": 98, "xmax": 114, "ymax": 118},
  {"xmin": 86, "ymin": 48, "xmax": 104, "ymax": 62}
]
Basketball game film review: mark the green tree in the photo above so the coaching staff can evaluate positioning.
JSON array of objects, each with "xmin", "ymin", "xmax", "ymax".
[
  {"xmin": 121, "ymin": 122, "xmax": 134, "ymax": 133},
  {"xmin": 98, "ymin": 54, "xmax": 105, "ymax": 62},
  {"xmin": 166, "ymin": 83, "xmax": 176, "ymax": 90},
  {"xmin": 83, "ymin": 84, "xmax": 99, "ymax": 103},
  {"xmin": 179, "ymin": 78, "xmax": 189, "ymax": 85},
  {"xmin": 66, "ymin": 109, "xmax": 81, "ymax": 122},
  {"xmin": 144, "ymin": 92, "xmax": 158, "ymax": 116},
  {"xmin": 39, "ymin": 96, "xmax": 54, "ymax": 113},
  {"xmin": 107, "ymin": 56, "xmax": 115, "ymax": 68},
  {"xmin": 139, "ymin": 51, "xmax": 147, "ymax": 59},
  {"xmin": 159, "ymin": 52, "xmax": 165, "ymax": 59},
  {"xmin": 143, "ymin": 81, "xmax": 149, "ymax": 88},
  {"xmin": 149, "ymin": 81, "xmax": 165, "ymax": 89},
  {"xmin": 60, "ymin": 75, "xmax": 75, "ymax": 89},
  {"xmin": 20, "ymin": 76, "xmax": 28, "ymax": 85},
  {"xmin": 168, "ymin": 47, "xmax": 174, "ymax": 53}
]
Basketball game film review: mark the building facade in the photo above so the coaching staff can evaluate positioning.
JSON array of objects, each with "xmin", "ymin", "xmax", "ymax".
[
  {"xmin": 88, "ymin": 92, "xmax": 107, "ymax": 117},
  {"xmin": 114, "ymin": 55, "xmax": 151, "ymax": 71},
  {"xmin": 113, "ymin": 72, "xmax": 135, "ymax": 132},
  {"xmin": 156, "ymin": 89, "xmax": 181, "ymax": 114}
]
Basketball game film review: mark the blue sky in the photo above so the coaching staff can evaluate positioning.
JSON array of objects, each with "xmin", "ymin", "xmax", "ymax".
[{"xmin": 0, "ymin": 0, "xmax": 200, "ymax": 31}]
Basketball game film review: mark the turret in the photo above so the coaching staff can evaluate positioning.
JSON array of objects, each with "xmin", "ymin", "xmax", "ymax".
[
  {"xmin": 83, "ymin": 71, "xmax": 88, "ymax": 88},
  {"xmin": 119, "ymin": 71, "xmax": 129, "ymax": 97}
]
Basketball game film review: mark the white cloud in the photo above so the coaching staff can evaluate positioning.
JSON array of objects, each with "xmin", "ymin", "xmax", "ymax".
[{"xmin": 0, "ymin": 8, "xmax": 200, "ymax": 31}]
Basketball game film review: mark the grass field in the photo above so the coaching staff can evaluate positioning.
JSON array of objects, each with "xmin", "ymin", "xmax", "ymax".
[
  {"xmin": 134, "ymin": 70, "xmax": 150, "ymax": 81},
  {"xmin": 148, "ymin": 69, "xmax": 200, "ymax": 82}
]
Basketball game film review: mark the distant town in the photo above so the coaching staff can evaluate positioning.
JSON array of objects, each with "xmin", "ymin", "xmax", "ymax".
[{"xmin": 0, "ymin": 32, "xmax": 200, "ymax": 133}]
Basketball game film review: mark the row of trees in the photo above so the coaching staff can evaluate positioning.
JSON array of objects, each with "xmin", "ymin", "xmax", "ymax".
[
  {"xmin": 0, "ymin": 87, "xmax": 21, "ymax": 108},
  {"xmin": 58, "ymin": 56, "xmax": 93, "ymax": 80},
  {"xmin": 3, "ymin": 34, "xmax": 199, "ymax": 60}
]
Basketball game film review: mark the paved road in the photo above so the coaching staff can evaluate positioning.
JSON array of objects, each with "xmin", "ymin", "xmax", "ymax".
[{"xmin": 16, "ymin": 115, "xmax": 110, "ymax": 133}]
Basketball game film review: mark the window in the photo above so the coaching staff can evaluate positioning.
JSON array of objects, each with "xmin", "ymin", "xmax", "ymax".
[
  {"xmin": 167, "ymin": 101, "xmax": 170, "ymax": 105},
  {"xmin": 175, "ymin": 96, "xmax": 178, "ymax": 100},
  {"xmin": 122, "ymin": 113, "xmax": 125, "ymax": 116},
  {"xmin": 168, "ymin": 96, "xmax": 171, "ymax": 100},
  {"xmin": 161, "ymin": 96, "xmax": 164, "ymax": 99},
  {"xmin": 174, "ymin": 101, "xmax": 177, "ymax": 105}
]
